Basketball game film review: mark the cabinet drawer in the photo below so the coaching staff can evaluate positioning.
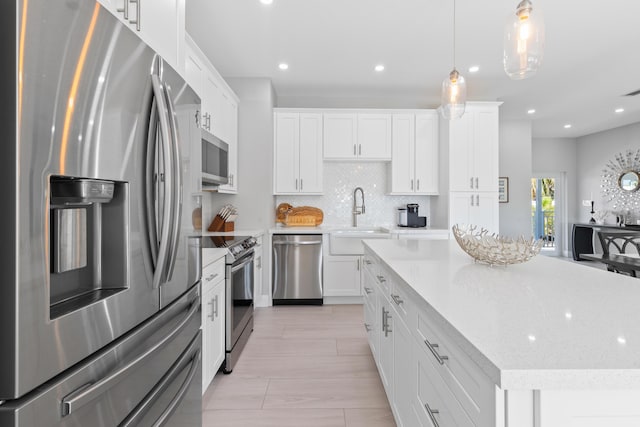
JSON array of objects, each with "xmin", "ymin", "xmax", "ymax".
[
  {"xmin": 389, "ymin": 280, "xmax": 412, "ymax": 324},
  {"xmin": 415, "ymin": 342, "xmax": 474, "ymax": 427},
  {"xmin": 362, "ymin": 268, "xmax": 377, "ymax": 308},
  {"xmin": 203, "ymin": 248, "xmax": 226, "ymax": 269},
  {"xmin": 375, "ymin": 266, "xmax": 391, "ymax": 296},
  {"xmin": 416, "ymin": 310, "xmax": 495, "ymax": 426},
  {"xmin": 202, "ymin": 257, "xmax": 225, "ymax": 293}
]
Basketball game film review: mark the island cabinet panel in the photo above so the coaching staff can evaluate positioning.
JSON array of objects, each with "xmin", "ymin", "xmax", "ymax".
[
  {"xmin": 538, "ymin": 390, "xmax": 640, "ymax": 427},
  {"xmin": 363, "ymin": 246, "xmax": 499, "ymax": 427}
]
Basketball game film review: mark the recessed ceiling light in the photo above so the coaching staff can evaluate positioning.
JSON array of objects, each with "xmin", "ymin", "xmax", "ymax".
[
  {"xmin": 278, "ymin": 63, "xmax": 289, "ymax": 70},
  {"xmin": 527, "ymin": 109, "xmax": 536, "ymax": 114},
  {"xmin": 468, "ymin": 65, "xmax": 479, "ymax": 73},
  {"xmin": 615, "ymin": 108, "xmax": 625, "ymax": 113},
  {"xmin": 564, "ymin": 124, "xmax": 572, "ymax": 129},
  {"xmin": 374, "ymin": 64, "xmax": 385, "ymax": 72},
  {"xmin": 260, "ymin": 0, "xmax": 273, "ymax": 4}
]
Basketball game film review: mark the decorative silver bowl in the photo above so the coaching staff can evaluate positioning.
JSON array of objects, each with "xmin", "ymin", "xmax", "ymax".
[{"xmin": 452, "ymin": 224, "xmax": 543, "ymax": 266}]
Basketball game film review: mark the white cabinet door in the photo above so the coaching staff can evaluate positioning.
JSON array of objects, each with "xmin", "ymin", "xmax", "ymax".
[
  {"xmin": 323, "ymin": 114, "xmax": 358, "ymax": 159},
  {"xmin": 201, "ymin": 283, "xmax": 215, "ymax": 394},
  {"xmin": 323, "ymin": 256, "xmax": 362, "ymax": 297},
  {"xmin": 450, "ymin": 192, "xmax": 499, "ymax": 232},
  {"xmin": 358, "ymin": 114, "xmax": 392, "ymax": 160},
  {"xmin": 473, "ymin": 108, "xmax": 499, "ymax": 192},
  {"xmin": 274, "ymin": 113, "xmax": 300, "ymax": 193},
  {"xmin": 202, "ymin": 74, "xmax": 222, "ymax": 136},
  {"xmin": 218, "ymin": 95, "xmax": 238, "ymax": 193},
  {"xmin": 379, "ymin": 298, "xmax": 394, "ymax": 399},
  {"xmin": 184, "ymin": 48, "xmax": 204, "ymax": 97},
  {"xmin": 254, "ymin": 243, "xmax": 263, "ymax": 301},
  {"xmin": 390, "ymin": 114, "xmax": 415, "ymax": 194},
  {"xmin": 394, "ymin": 316, "xmax": 418, "ymax": 427},
  {"xmin": 273, "ymin": 112, "xmax": 323, "ymax": 194},
  {"xmin": 449, "ymin": 112, "xmax": 474, "ymax": 192},
  {"xmin": 449, "ymin": 106, "xmax": 499, "ymax": 192},
  {"xmin": 97, "ymin": 0, "xmax": 182, "ymax": 70},
  {"xmin": 363, "ymin": 289, "xmax": 379, "ymax": 359},
  {"xmin": 414, "ymin": 113, "xmax": 439, "ymax": 194},
  {"xmin": 298, "ymin": 114, "xmax": 323, "ymax": 193}
]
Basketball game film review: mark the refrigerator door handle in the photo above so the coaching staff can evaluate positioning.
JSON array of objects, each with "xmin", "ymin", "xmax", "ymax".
[
  {"xmin": 145, "ymin": 98, "xmax": 160, "ymax": 267},
  {"xmin": 60, "ymin": 297, "xmax": 199, "ymax": 417},
  {"xmin": 119, "ymin": 335, "xmax": 201, "ymax": 427},
  {"xmin": 162, "ymin": 82, "xmax": 183, "ymax": 283},
  {"xmin": 150, "ymin": 74, "xmax": 173, "ymax": 289}
]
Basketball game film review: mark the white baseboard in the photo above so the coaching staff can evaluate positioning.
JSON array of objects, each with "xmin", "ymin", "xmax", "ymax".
[{"xmin": 323, "ymin": 296, "xmax": 364, "ymax": 305}]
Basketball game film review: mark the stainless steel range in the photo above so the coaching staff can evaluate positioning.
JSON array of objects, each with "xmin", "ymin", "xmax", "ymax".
[{"xmin": 203, "ymin": 236, "xmax": 257, "ymax": 373}]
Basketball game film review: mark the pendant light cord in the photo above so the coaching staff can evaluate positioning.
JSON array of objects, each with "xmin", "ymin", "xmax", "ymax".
[{"xmin": 453, "ymin": 0, "xmax": 456, "ymax": 69}]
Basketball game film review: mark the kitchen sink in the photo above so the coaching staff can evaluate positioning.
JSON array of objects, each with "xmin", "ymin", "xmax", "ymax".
[{"xmin": 329, "ymin": 227, "xmax": 390, "ymax": 255}]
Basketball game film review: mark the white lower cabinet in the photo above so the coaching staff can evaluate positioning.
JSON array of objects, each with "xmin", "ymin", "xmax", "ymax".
[
  {"xmin": 201, "ymin": 256, "xmax": 226, "ymax": 394},
  {"xmin": 364, "ymin": 247, "xmax": 496, "ymax": 427},
  {"xmin": 323, "ymin": 255, "xmax": 362, "ymax": 297}
]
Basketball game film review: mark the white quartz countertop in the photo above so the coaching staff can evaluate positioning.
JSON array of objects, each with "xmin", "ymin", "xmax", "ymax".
[
  {"xmin": 269, "ymin": 224, "xmax": 448, "ymax": 235},
  {"xmin": 364, "ymin": 239, "xmax": 640, "ymax": 390}
]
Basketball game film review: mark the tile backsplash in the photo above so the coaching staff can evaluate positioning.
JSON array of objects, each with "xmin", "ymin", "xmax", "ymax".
[{"xmin": 275, "ymin": 162, "xmax": 432, "ymax": 226}]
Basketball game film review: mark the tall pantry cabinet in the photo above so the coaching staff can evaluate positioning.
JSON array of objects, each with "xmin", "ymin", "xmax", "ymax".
[{"xmin": 442, "ymin": 102, "xmax": 501, "ymax": 233}]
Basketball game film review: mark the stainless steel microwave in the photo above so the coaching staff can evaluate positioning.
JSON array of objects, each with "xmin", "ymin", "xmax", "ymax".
[{"xmin": 201, "ymin": 129, "xmax": 229, "ymax": 186}]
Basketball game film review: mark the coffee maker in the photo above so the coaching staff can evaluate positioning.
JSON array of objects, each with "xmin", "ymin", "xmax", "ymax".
[{"xmin": 398, "ymin": 203, "xmax": 427, "ymax": 227}]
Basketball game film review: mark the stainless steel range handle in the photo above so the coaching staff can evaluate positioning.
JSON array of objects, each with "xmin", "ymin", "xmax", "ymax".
[
  {"xmin": 150, "ymin": 74, "xmax": 173, "ymax": 290},
  {"xmin": 163, "ymin": 80, "xmax": 183, "ymax": 283},
  {"xmin": 119, "ymin": 334, "xmax": 201, "ymax": 427},
  {"xmin": 231, "ymin": 253, "xmax": 254, "ymax": 273},
  {"xmin": 61, "ymin": 297, "xmax": 200, "ymax": 416}
]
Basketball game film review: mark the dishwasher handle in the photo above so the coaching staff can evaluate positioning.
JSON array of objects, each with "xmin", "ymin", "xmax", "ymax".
[{"xmin": 272, "ymin": 240, "xmax": 322, "ymax": 246}]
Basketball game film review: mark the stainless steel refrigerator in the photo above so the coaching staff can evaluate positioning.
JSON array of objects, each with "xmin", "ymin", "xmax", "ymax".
[{"xmin": 0, "ymin": 0, "xmax": 203, "ymax": 425}]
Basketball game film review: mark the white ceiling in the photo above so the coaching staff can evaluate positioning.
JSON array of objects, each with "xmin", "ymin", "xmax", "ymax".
[{"xmin": 186, "ymin": 0, "xmax": 640, "ymax": 138}]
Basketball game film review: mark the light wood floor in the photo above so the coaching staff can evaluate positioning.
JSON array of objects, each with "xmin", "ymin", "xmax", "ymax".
[{"xmin": 202, "ymin": 304, "xmax": 396, "ymax": 427}]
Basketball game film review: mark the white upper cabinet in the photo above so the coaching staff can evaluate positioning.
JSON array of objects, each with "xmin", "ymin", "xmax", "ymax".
[
  {"xmin": 357, "ymin": 114, "xmax": 392, "ymax": 160},
  {"xmin": 324, "ymin": 113, "xmax": 391, "ymax": 160},
  {"xmin": 389, "ymin": 112, "xmax": 438, "ymax": 195},
  {"xmin": 449, "ymin": 191, "xmax": 499, "ymax": 232},
  {"xmin": 273, "ymin": 112, "xmax": 323, "ymax": 194},
  {"xmin": 185, "ymin": 35, "xmax": 239, "ymax": 194},
  {"xmin": 323, "ymin": 114, "xmax": 358, "ymax": 159},
  {"xmin": 98, "ymin": 0, "xmax": 185, "ymax": 72},
  {"xmin": 449, "ymin": 104, "xmax": 499, "ymax": 192}
]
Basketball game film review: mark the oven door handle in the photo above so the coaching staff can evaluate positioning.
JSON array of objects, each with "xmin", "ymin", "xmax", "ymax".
[
  {"xmin": 60, "ymin": 297, "xmax": 199, "ymax": 417},
  {"xmin": 231, "ymin": 255, "xmax": 254, "ymax": 274},
  {"xmin": 119, "ymin": 334, "xmax": 201, "ymax": 427}
]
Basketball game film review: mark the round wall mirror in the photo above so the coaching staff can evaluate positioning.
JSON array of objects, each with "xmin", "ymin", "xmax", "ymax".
[{"xmin": 619, "ymin": 171, "xmax": 640, "ymax": 192}]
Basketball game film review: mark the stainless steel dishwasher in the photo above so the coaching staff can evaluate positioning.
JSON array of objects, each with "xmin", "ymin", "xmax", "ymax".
[{"xmin": 272, "ymin": 234, "xmax": 323, "ymax": 305}]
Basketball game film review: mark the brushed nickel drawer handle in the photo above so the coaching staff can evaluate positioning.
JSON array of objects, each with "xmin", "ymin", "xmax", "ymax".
[
  {"xmin": 424, "ymin": 338, "xmax": 449, "ymax": 365},
  {"xmin": 364, "ymin": 287, "xmax": 373, "ymax": 294},
  {"xmin": 391, "ymin": 294, "xmax": 403, "ymax": 306},
  {"xmin": 424, "ymin": 403, "xmax": 441, "ymax": 427},
  {"xmin": 364, "ymin": 323, "xmax": 372, "ymax": 332},
  {"xmin": 205, "ymin": 273, "xmax": 218, "ymax": 282}
]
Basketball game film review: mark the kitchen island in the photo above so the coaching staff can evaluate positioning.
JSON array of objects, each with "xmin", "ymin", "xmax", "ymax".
[{"xmin": 362, "ymin": 238, "xmax": 640, "ymax": 427}]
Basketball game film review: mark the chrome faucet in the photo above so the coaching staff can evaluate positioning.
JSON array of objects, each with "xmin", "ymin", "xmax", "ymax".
[{"xmin": 352, "ymin": 187, "xmax": 365, "ymax": 227}]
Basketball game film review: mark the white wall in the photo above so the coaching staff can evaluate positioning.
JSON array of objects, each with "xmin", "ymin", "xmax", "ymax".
[
  {"xmin": 275, "ymin": 162, "xmax": 431, "ymax": 227},
  {"xmin": 499, "ymin": 120, "xmax": 532, "ymax": 237},
  {"xmin": 575, "ymin": 122, "xmax": 640, "ymax": 224},
  {"xmin": 202, "ymin": 78, "xmax": 276, "ymax": 230}
]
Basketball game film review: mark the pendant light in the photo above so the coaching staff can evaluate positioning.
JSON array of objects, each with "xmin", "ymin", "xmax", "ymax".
[
  {"xmin": 440, "ymin": 0, "xmax": 466, "ymax": 120},
  {"xmin": 504, "ymin": 0, "xmax": 545, "ymax": 79}
]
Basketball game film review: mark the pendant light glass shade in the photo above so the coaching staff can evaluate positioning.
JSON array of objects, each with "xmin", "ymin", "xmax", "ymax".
[
  {"xmin": 440, "ymin": 0, "xmax": 466, "ymax": 120},
  {"xmin": 504, "ymin": 0, "xmax": 545, "ymax": 80},
  {"xmin": 441, "ymin": 69, "xmax": 466, "ymax": 120}
]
